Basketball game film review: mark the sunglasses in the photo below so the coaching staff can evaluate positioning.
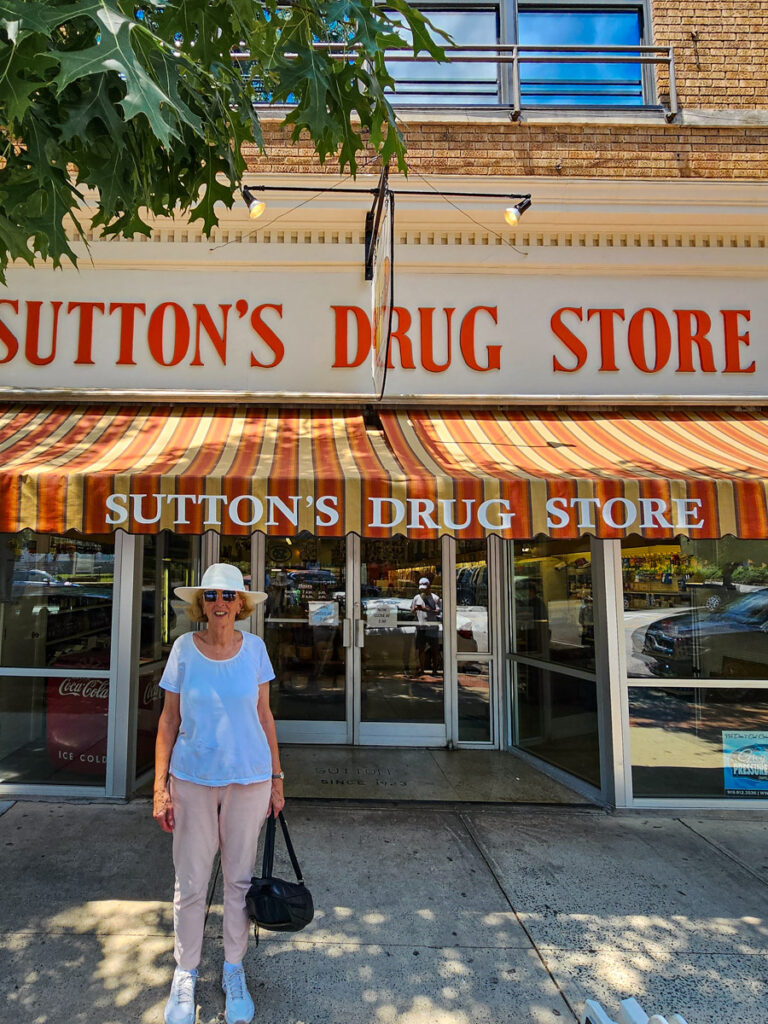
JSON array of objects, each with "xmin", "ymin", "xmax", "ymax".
[{"xmin": 202, "ymin": 589, "xmax": 238, "ymax": 603}]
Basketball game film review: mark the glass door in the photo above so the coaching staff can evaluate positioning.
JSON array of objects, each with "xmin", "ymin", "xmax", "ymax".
[
  {"xmin": 508, "ymin": 537, "xmax": 601, "ymax": 788},
  {"xmin": 355, "ymin": 537, "xmax": 447, "ymax": 745},
  {"xmin": 264, "ymin": 535, "xmax": 349, "ymax": 743},
  {"xmin": 133, "ymin": 534, "xmax": 200, "ymax": 786}
]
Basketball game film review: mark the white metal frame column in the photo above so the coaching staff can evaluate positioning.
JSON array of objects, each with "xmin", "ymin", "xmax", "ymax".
[
  {"xmin": 105, "ymin": 532, "xmax": 142, "ymax": 799},
  {"xmin": 442, "ymin": 534, "xmax": 458, "ymax": 748},
  {"xmin": 348, "ymin": 533, "xmax": 361, "ymax": 745},
  {"xmin": 202, "ymin": 531, "xmax": 220, "ymax": 573},
  {"xmin": 590, "ymin": 537, "xmax": 629, "ymax": 807},
  {"xmin": 488, "ymin": 533, "xmax": 506, "ymax": 748}
]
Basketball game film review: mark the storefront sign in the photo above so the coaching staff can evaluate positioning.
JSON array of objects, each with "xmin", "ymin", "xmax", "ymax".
[
  {"xmin": 2, "ymin": 269, "xmax": 766, "ymax": 400},
  {"xmin": 723, "ymin": 731, "xmax": 768, "ymax": 797},
  {"xmin": 104, "ymin": 491, "xmax": 708, "ymax": 534}
]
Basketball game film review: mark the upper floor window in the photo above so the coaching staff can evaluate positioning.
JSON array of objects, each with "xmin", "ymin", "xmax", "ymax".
[
  {"xmin": 518, "ymin": 3, "xmax": 645, "ymax": 107},
  {"xmin": 384, "ymin": 0, "xmax": 654, "ymax": 111},
  {"xmin": 386, "ymin": 6, "xmax": 501, "ymax": 105}
]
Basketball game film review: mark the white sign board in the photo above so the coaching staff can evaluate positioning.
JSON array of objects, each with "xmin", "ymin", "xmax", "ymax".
[
  {"xmin": 366, "ymin": 601, "xmax": 399, "ymax": 628},
  {"xmin": 1, "ymin": 268, "xmax": 765, "ymax": 400}
]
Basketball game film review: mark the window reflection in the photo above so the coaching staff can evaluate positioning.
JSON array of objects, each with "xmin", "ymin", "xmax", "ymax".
[
  {"xmin": 140, "ymin": 535, "xmax": 198, "ymax": 663},
  {"xmin": 630, "ymin": 686, "xmax": 768, "ymax": 799},
  {"xmin": 512, "ymin": 538, "xmax": 594, "ymax": 673},
  {"xmin": 519, "ymin": 9, "xmax": 643, "ymax": 107},
  {"xmin": 456, "ymin": 538, "xmax": 490, "ymax": 654},
  {"xmin": 457, "ymin": 538, "xmax": 491, "ymax": 742},
  {"xmin": 361, "ymin": 538, "xmax": 443, "ymax": 723},
  {"xmin": 385, "ymin": 8, "xmax": 500, "ymax": 104},
  {"xmin": 623, "ymin": 538, "xmax": 768, "ymax": 680},
  {"xmin": 0, "ymin": 532, "xmax": 115, "ymax": 786},
  {"xmin": 0, "ymin": 532, "xmax": 115, "ymax": 670}
]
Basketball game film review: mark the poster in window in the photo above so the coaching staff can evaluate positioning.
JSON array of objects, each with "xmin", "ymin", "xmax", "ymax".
[
  {"xmin": 308, "ymin": 601, "xmax": 339, "ymax": 627},
  {"xmin": 722, "ymin": 731, "xmax": 768, "ymax": 797}
]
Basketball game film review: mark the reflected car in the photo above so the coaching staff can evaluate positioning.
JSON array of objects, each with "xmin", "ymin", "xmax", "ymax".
[
  {"xmin": 642, "ymin": 588, "xmax": 768, "ymax": 677},
  {"xmin": 457, "ymin": 606, "xmax": 489, "ymax": 652},
  {"xmin": 11, "ymin": 568, "xmax": 76, "ymax": 598}
]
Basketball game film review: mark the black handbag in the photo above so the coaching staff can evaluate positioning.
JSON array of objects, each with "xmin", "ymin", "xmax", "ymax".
[{"xmin": 245, "ymin": 812, "xmax": 314, "ymax": 943}]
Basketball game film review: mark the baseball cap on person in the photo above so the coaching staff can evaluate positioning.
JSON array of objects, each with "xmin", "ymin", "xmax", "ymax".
[{"xmin": 419, "ymin": 577, "xmax": 430, "ymax": 588}]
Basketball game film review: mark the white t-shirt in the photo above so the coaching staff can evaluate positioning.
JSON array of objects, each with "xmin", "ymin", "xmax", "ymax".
[
  {"xmin": 411, "ymin": 590, "xmax": 442, "ymax": 627},
  {"xmin": 160, "ymin": 631, "xmax": 275, "ymax": 786}
]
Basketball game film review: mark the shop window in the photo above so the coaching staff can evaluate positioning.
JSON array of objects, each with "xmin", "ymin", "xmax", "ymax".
[
  {"xmin": 457, "ymin": 538, "xmax": 492, "ymax": 741},
  {"xmin": 629, "ymin": 686, "xmax": 768, "ymax": 800},
  {"xmin": 518, "ymin": 3, "xmax": 645, "ymax": 107},
  {"xmin": 512, "ymin": 537, "xmax": 595, "ymax": 674},
  {"xmin": 264, "ymin": 534, "xmax": 347, "ymax": 723},
  {"xmin": 622, "ymin": 538, "xmax": 768, "ymax": 681},
  {"xmin": 0, "ymin": 532, "xmax": 115, "ymax": 786},
  {"xmin": 508, "ymin": 537, "xmax": 599, "ymax": 786}
]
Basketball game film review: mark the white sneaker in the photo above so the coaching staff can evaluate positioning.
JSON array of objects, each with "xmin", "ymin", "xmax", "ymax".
[
  {"xmin": 164, "ymin": 967, "xmax": 197, "ymax": 1024},
  {"xmin": 222, "ymin": 965, "xmax": 255, "ymax": 1024}
]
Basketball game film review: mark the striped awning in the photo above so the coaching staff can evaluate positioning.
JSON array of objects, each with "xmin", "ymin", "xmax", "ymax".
[{"xmin": 0, "ymin": 404, "xmax": 766, "ymax": 539}]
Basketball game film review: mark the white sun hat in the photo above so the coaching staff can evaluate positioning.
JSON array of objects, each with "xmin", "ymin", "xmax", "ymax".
[
  {"xmin": 419, "ymin": 577, "xmax": 431, "ymax": 588},
  {"xmin": 174, "ymin": 563, "xmax": 267, "ymax": 606}
]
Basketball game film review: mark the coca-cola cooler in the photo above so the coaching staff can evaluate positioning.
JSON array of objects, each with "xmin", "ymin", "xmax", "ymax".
[
  {"xmin": 47, "ymin": 651, "xmax": 110, "ymax": 776},
  {"xmin": 47, "ymin": 653, "xmax": 165, "ymax": 777}
]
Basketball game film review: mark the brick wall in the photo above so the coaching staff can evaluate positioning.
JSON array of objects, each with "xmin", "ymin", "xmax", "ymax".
[
  {"xmin": 652, "ymin": 0, "xmax": 768, "ymax": 110},
  {"xmin": 245, "ymin": 122, "xmax": 768, "ymax": 180},
  {"xmin": 243, "ymin": 1, "xmax": 768, "ymax": 182}
]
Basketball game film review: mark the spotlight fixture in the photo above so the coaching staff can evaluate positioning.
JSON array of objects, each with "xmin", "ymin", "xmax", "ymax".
[
  {"xmin": 504, "ymin": 196, "xmax": 532, "ymax": 227},
  {"xmin": 242, "ymin": 185, "xmax": 266, "ymax": 220}
]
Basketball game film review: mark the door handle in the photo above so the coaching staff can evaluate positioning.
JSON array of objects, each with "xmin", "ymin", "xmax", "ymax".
[
  {"xmin": 355, "ymin": 619, "xmax": 366, "ymax": 648},
  {"xmin": 342, "ymin": 618, "xmax": 352, "ymax": 648}
]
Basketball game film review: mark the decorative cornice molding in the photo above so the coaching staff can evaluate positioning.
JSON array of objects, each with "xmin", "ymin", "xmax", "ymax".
[{"xmin": 66, "ymin": 224, "xmax": 767, "ymax": 252}]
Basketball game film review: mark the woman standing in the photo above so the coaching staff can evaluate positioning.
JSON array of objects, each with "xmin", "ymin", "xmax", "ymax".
[{"xmin": 153, "ymin": 563, "xmax": 285, "ymax": 1024}]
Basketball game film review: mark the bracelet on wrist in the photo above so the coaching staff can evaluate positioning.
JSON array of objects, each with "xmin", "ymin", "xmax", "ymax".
[{"xmin": 271, "ymin": 771, "xmax": 285, "ymax": 780}]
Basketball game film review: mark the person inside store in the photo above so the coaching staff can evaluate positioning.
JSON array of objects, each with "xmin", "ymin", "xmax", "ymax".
[
  {"xmin": 578, "ymin": 590, "xmax": 594, "ymax": 648},
  {"xmin": 410, "ymin": 576, "xmax": 443, "ymax": 675},
  {"xmin": 517, "ymin": 579, "xmax": 550, "ymax": 657},
  {"xmin": 153, "ymin": 563, "xmax": 284, "ymax": 1024}
]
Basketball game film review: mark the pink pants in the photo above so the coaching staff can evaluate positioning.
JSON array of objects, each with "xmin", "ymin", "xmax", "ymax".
[{"xmin": 170, "ymin": 776, "xmax": 272, "ymax": 970}]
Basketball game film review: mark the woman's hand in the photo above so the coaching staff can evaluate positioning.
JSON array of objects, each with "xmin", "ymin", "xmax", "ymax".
[
  {"xmin": 153, "ymin": 786, "xmax": 175, "ymax": 832},
  {"xmin": 270, "ymin": 779, "xmax": 285, "ymax": 818}
]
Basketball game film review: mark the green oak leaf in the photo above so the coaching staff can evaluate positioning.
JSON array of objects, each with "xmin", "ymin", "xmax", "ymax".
[{"xmin": 0, "ymin": 0, "xmax": 442, "ymax": 281}]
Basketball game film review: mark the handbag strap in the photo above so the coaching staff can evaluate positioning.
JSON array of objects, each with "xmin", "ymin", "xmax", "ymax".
[
  {"xmin": 277, "ymin": 811, "xmax": 305, "ymax": 884},
  {"xmin": 260, "ymin": 814, "xmax": 276, "ymax": 877},
  {"xmin": 260, "ymin": 812, "xmax": 305, "ymax": 884}
]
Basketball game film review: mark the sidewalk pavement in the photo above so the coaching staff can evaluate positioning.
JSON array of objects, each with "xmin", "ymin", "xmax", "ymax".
[{"xmin": 1, "ymin": 800, "xmax": 767, "ymax": 1024}]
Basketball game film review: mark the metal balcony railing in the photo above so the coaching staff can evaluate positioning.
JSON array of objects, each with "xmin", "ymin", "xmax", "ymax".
[{"xmin": 234, "ymin": 43, "xmax": 678, "ymax": 121}]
